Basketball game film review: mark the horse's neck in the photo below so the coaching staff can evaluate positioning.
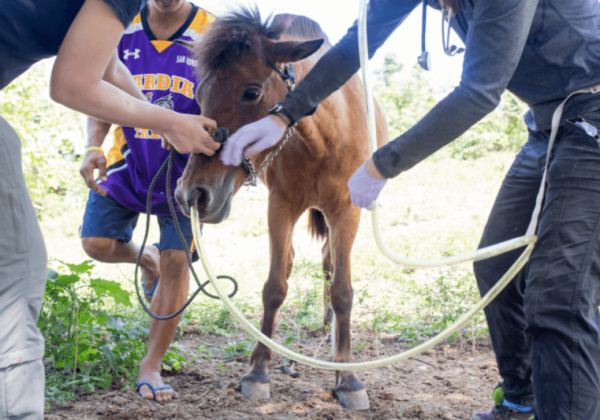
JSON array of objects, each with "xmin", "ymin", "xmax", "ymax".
[{"xmin": 290, "ymin": 57, "xmax": 351, "ymax": 158}]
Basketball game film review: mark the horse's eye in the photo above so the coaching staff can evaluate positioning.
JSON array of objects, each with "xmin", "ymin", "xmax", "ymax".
[{"xmin": 242, "ymin": 89, "xmax": 261, "ymax": 102}]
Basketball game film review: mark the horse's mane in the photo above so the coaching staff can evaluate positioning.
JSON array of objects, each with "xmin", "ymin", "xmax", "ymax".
[{"xmin": 194, "ymin": 7, "xmax": 329, "ymax": 73}]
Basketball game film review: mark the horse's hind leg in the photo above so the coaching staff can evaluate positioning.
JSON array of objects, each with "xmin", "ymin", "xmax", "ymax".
[
  {"xmin": 327, "ymin": 206, "xmax": 370, "ymax": 410},
  {"xmin": 241, "ymin": 200, "xmax": 302, "ymax": 400},
  {"xmin": 322, "ymin": 239, "xmax": 334, "ymax": 335}
]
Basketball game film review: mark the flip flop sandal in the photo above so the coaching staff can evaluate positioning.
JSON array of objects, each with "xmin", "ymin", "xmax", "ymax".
[
  {"xmin": 141, "ymin": 243, "xmax": 161, "ymax": 299},
  {"xmin": 136, "ymin": 380, "xmax": 174, "ymax": 403}
]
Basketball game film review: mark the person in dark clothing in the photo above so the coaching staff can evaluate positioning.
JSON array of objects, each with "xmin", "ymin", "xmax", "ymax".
[
  {"xmin": 0, "ymin": 1, "xmax": 219, "ymax": 417},
  {"xmin": 220, "ymin": 0, "xmax": 600, "ymax": 419}
]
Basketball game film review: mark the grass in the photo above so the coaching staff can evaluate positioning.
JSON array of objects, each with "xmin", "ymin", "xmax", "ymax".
[{"xmin": 39, "ymin": 150, "xmax": 517, "ymax": 404}]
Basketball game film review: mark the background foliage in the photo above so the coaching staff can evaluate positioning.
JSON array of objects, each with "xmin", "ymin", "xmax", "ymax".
[
  {"xmin": 0, "ymin": 61, "xmax": 87, "ymax": 220},
  {"xmin": 374, "ymin": 54, "xmax": 529, "ymax": 160}
]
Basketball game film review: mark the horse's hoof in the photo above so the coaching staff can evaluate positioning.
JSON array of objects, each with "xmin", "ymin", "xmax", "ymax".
[
  {"xmin": 241, "ymin": 378, "xmax": 270, "ymax": 399},
  {"xmin": 335, "ymin": 388, "xmax": 370, "ymax": 410}
]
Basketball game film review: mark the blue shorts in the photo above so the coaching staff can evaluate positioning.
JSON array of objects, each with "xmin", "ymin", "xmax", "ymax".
[{"xmin": 80, "ymin": 190, "xmax": 198, "ymax": 261}]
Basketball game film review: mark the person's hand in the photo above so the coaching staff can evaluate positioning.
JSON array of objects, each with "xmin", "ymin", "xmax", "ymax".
[
  {"xmin": 347, "ymin": 158, "xmax": 387, "ymax": 210},
  {"xmin": 220, "ymin": 115, "xmax": 287, "ymax": 166},
  {"xmin": 159, "ymin": 114, "xmax": 220, "ymax": 155},
  {"xmin": 79, "ymin": 150, "xmax": 108, "ymax": 196}
]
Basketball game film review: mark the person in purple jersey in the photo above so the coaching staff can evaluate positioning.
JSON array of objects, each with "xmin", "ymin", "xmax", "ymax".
[
  {"xmin": 79, "ymin": 0, "xmax": 214, "ymax": 403},
  {"xmin": 0, "ymin": 0, "xmax": 220, "ymax": 417}
]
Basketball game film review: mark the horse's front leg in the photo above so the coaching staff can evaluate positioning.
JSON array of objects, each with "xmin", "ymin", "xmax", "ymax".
[
  {"xmin": 327, "ymin": 205, "xmax": 370, "ymax": 410},
  {"xmin": 241, "ymin": 198, "xmax": 303, "ymax": 400}
]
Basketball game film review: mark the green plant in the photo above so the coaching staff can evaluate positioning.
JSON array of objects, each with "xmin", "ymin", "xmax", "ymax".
[
  {"xmin": 221, "ymin": 339, "xmax": 255, "ymax": 360},
  {"xmin": 162, "ymin": 342, "xmax": 188, "ymax": 371},
  {"xmin": 196, "ymin": 344, "xmax": 215, "ymax": 359},
  {"xmin": 39, "ymin": 260, "xmax": 145, "ymax": 405}
]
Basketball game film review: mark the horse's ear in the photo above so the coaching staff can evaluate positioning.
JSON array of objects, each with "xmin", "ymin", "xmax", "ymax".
[{"xmin": 266, "ymin": 39, "xmax": 324, "ymax": 63}]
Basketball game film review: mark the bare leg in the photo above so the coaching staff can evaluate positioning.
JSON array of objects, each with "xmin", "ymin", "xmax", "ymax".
[
  {"xmin": 82, "ymin": 237, "xmax": 160, "ymax": 301},
  {"xmin": 241, "ymin": 200, "xmax": 303, "ymax": 399},
  {"xmin": 137, "ymin": 249, "xmax": 189, "ymax": 402}
]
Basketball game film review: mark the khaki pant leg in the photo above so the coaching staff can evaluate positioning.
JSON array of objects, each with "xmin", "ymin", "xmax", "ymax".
[
  {"xmin": 0, "ymin": 359, "xmax": 45, "ymax": 420},
  {"xmin": 0, "ymin": 116, "xmax": 47, "ymax": 419}
]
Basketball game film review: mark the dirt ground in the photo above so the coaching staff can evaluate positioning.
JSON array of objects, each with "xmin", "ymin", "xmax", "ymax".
[{"xmin": 45, "ymin": 329, "xmax": 501, "ymax": 420}]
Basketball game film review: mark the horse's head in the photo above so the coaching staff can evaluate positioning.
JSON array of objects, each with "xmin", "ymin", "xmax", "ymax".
[{"xmin": 175, "ymin": 8, "xmax": 325, "ymax": 223}]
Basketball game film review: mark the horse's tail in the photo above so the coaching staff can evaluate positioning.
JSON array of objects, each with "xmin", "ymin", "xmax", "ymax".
[{"xmin": 308, "ymin": 209, "xmax": 328, "ymax": 241}]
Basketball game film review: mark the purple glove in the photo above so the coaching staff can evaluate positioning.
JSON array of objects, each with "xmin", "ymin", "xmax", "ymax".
[
  {"xmin": 347, "ymin": 161, "xmax": 387, "ymax": 210},
  {"xmin": 220, "ymin": 116, "xmax": 285, "ymax": 166}
]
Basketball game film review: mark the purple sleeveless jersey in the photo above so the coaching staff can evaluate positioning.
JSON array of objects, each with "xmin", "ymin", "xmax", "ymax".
[{"xmin": 99, "ymin": 4, "xmax": 214, "ymax": 216}]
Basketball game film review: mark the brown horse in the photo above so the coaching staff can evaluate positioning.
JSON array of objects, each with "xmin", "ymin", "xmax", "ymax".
[{"xmin": 175, "ymin": 8, "xmax": 388, "ymax": 410}]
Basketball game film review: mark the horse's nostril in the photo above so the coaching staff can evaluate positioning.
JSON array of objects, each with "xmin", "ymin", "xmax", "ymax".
[
  {"xmin": 195, "ymin": 188, "xmax": 206, "ymax": 204},
  {"xmin": 186, "ymin": 185, "xmax": 213, "ymax": 209}
]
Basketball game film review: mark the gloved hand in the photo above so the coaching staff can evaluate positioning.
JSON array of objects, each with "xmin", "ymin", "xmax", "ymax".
[
  {"xmin": 220, "ymin": 116, "xmax": 286, "ymax": 166},
  {"xmin": 347, "ymin": 160, "xmax": 387, "ymax": 210}
]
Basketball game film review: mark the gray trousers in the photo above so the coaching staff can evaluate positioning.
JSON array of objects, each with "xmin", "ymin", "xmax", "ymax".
[{"xmin": 0, "ymin": 116, "xmax": 47, "ymax": 419}]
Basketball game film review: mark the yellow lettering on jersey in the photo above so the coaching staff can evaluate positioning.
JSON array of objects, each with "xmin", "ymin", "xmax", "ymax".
[
  {"xmin": 171, "ymin": 76, "xmax": 184, "ymax": 95},
  {"xmin": 134, "ymin": 74, "xmax": 195, "ymax": 98},
  {"xmin": 156, "ymin": 74, "xmax": 171, "ymax": 90},
  {"xmin": 134, "ymin": 128, "xmax": 161, "ymax": 139},
  {"xmin": 170, "ymin": 76, "xmax": 195, "ymax": 99},
  {"xmin": 179, "ymin": 78, "xmax": 195, "ymax": 99},
  {"xmin": 133, "ymin": 75, "xmax": 143, "ymax": 89},
  {"xmin": 143, "ymin": 74, "xmax": 157, "ymax": 90}
]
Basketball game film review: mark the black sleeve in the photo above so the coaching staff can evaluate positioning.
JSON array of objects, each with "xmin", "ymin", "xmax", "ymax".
[
  {"xmin": 102, "ymin": 0, "xmax": 143, "ymax": 29},
  {"xmin": 275, "ymin": 0, "xmax": 420, "ymax": 126},
  {"xmin": 372, "ymin": 0, "xmax": 538, "ymax": 178}
]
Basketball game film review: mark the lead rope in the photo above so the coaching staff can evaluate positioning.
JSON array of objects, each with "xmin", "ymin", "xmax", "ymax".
[{"xmin": 134, "ymin": 131, "xmax": 238, "ymax": 321}]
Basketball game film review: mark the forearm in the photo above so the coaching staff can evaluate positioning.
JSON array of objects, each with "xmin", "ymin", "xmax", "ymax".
[
  {"xmin": 373, "ymin": 0, "xmax": 538, "ymax": 179},
  {"xmin": 103, "ymin": 52, "xmax": 146, "ymax": 102},
  {"xmin": 277, "ymin": 0, "xmax": 418, "ymax": 125},
  {"xmin": 86, "ymin": 117, "xmax": 111, "ymax": 147},
  {"xmin": 51, "ymin": 77, "xmax": 177, "ymax": 134},
  {"xmin": 49, "ymin": 0, "xmax": 174, "ymax": 133}
]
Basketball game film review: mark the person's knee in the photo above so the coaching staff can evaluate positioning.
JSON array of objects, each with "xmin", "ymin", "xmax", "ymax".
[
  {"xmin": 81, "ymin": 237, "xmax": 116, "ymax": 261},
  {"xmin": 160, "ymin": 249, "xmax": 188, "ymax": 279}
]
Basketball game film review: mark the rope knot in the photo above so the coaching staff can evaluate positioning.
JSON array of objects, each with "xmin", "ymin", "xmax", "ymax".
[{"xmin": 213, "ymin": 127, "xmax": 230, "ymax": 144}]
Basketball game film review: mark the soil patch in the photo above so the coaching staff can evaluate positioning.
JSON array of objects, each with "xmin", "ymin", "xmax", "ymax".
[{"xmin": 46, "ymin": 330, "xmax": 500, "ymax": 420}]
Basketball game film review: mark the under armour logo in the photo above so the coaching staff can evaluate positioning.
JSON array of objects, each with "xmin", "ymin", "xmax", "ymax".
[{"xmin": 123, "ymin": 49, "xmax": 140, "ymax": 60}]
